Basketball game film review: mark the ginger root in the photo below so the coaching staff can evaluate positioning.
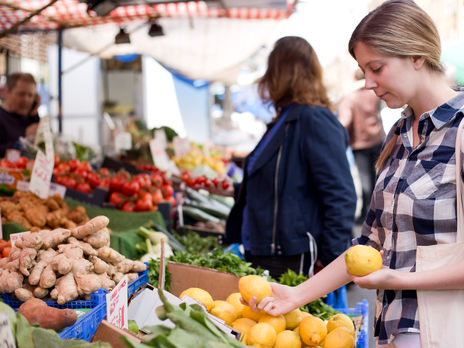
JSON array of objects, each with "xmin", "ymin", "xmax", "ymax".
[
  {"xmin": 84, "ymin": 228, "xmax": 110, "ymax": 248},
  {"xmin": 28, "ymin": 249, "xmax": 57, "ymax": 286},
  {"xmin": 98, "ymin": 246, "xmax": 124, "ymax": 265},
  {"xmin": 0, "ymin": 269, "xmax": 23, "ymax": 293},
  {"xmin": 51, "ymin": 272, "xmax": 79, "ymax": 305},
  {"xmin": 72, "ymin": 216, "xmax": 109, "ymax": 239}
]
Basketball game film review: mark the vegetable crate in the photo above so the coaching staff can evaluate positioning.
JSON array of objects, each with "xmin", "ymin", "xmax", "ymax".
[{"xmin": 335, "ymin": 299, "xmax": 369, "ymax": 348}]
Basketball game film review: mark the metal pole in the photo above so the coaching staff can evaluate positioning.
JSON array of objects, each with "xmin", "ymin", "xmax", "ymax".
[{"xmin": 57, "ymin": 28, "xmax": 63, "ymax": 134}]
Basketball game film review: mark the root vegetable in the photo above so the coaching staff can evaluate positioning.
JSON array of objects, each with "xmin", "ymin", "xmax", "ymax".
[
  {"xmin": 113, "ymin": 272, "xmax": 124, "ymax": 284},
  {"xmin": 5, "ymin": 210, "xmax": 32, "ymax": 230},
  {"xmin": 2, "ymin": 258, "xmax": 19, "ymax": 272},
  {"xmin": 127, "ymin": 273, "xmax": 139, "ymax": 283},
  {"xmin": 71, "ymin": 258, "xmax": 93, "ymax": 276},
  {"xmin": 50, "ymin": 253, "xmax": 72, "ymax": 275},
  {"xmin": 15, "ymin": 233, "xmax": 43, "ymax": 250},
  {"xmin": 24, "ymin": 208, "xmax": 47, "ymax": 227},
  {"xmin": 58, "ymin": 244, "xmax": 83, "ymax": 259},
  {"xmin": 116, "ymin": 259, "xmax": 133, "ymax": 274},
  {"xmin": 131, "ymin": 261, "xmax": 147, "ymax": 272},
  {"xmin": 14, "ymin": 288, "xmax": 33, "ymax": 301},
  {"xmin": 39, "ymin": 228, "xmax": 71, "ymax": 249},
  {"xmin": 72, "ymin": 216, "xmax": 109, "ymax": 239},
  {"xmin": 28, "ymin": 249, "xmax": 57, "ymax": 285},
  {"xmin": 46, "ymin": 210, "xmax": 65, "ymax": 228},
  {"xmin": 44, "ymin": 197, "xmax": 60, "ymax": 211},
  {"xmin": 53, "ymin": 272, "xmax": 79, "ymax": 304},
  {"xmin": 67, "ymin": 206, "xmax": 89, "ymax": 224},
  {"xmin": 89, "ymin": 256, "xmax": 109, "ymax": 274},
  {"xmin": 63, "ymin": 219, "xmax": 77, "ymax": 229},
  {"xmin": 68, "ymin": 237, "xmax": 97, "ymax": 256},
  {"xmin": 98, "ymin": 246, "xmax": 124, "ymax": 264},
  {"xmin": 39, "ymin": 264, "xmax": 56, "ymax": 289},
  {"xmin": 18, "ymin": 298, "xmax": 77, "ymax": 330},
  {"xmin": 75, "ymin": 273, "xmax": 115, "ymax": 295},
  {"xmin": 0, "ymin": 269, "xmax": 23, "ymax": 293},
  {"xmin": 33, "ymin": 287, "xmax": 48, "ymax": 298},
  {"xmin": 84, "ymin": 228, "xmax": 110, "ymax": 248},
  {"xmin": 19, "ymin": 248, "xmax": 37, "ymax": 276}
]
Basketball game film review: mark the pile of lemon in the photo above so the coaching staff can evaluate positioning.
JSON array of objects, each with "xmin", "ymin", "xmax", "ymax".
[{"xmin": 179, "ymin": 275, "xmax": 356, "ymax": 348}]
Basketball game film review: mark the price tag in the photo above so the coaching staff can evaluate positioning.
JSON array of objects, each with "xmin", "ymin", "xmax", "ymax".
[
  {"xmin": 15, "ymin": 180, "xmax": 29, "ymax": 191},
  {"xmin": 114, "ymin": 131, "xmax": 132, "ymax": 153},
  {"xmin": 149, "ymin": 138, "xmax": 170, "ymax": 171},
  {"xmin": 5, "ymin": 149, "xmax": 20, "ymax": 163},
  {"xmin": 0, "ymin": 313, "xmax": 16, "ymax": 348},
  {"xmin": 29, "ymin": 150, "xmax": 53, "ymax": 199},
  {"xmin": 48, "ymin": 182, "xmax": 66, "ymax": 198},
  {"xmin": 172, "ymin": 136, "xmax": 191, "ymax": 157},
  {"xmin": 0, "ymin": 170, "xmax": 15, "ymax": 186},
  {"xmin": 10, "ymin": 231, "xmax": 30, "ymax": 247},
  {"xmin": 106, "ymin": 275, "xmax": 128, "ymax": 329}
]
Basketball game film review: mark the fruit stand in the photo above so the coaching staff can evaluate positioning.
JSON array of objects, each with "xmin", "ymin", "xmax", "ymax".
[{"xmin": 0, "ymin": 134, "xmax": 369, "ymax": 348}]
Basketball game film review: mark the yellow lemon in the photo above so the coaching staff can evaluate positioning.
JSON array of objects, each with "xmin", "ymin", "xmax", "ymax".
[
  {"xmin": 323, "ymin": 327, "xmax": 356, "ymax": 348},
  {"xmin": 231, "ymin": 317, "xmax": 256, "ymax": 344},
  {"xmin": 258, "ymin": 313, "xmax": 286, "ymax": 334},
  {"xmin": 284, "ymin": 308, "xmax": 302, "ymax": 329},
  {"xmin": 293, "ymin": 326, "xmax": 300, "ymax": 334},
  {"xmin": 210, "ymin": 300, "xmax": 238, "ymax": 325},
  {"xmin": 248, "ymin": 322, "xmax": 277, "ymax": 348},
  {"xmin": 299, "ymin": 315, "xmax": 327, "ymax": 346},
  {"xmin": 345, "ymin": 245, "xmax": 382, "ymax": 276},
  {"xmin": 238, "ymin": 275, "xmax": 272, "ymax": 304},
  {"xmin": 242, "ymin": 305, "xmax": 264, "ymax": 322},
  {"xmin": 179, "ymin": 287, "xmax": 214, "ymax": 311},
  {"xmin": 227, "ymin": 292, "xmax": 245, "ymax": 317},
  {"xmin": 274, "ymin": 330, "xmax": 302, "ymax": 348},
  {"xmin": 300, "ymin": 311, "xmax": 312, "ymax": 320},
  {"xmin": 326, "ymin": 313, "xmax": 355, "ymax": 334}
]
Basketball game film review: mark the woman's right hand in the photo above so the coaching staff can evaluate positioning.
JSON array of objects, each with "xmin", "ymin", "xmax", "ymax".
[{"xmin": 248, "ymin": 282, "xmax": 301, "ymax": 316}]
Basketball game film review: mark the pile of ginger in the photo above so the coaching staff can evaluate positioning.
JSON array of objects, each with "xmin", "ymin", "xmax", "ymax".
[
  {"xmin": 0, "ymin": 215, "xmax": 146, "ymax": 304},
  {"xmin": 0, "ymin": 191, "xmax": 89, "ymax": 231}
]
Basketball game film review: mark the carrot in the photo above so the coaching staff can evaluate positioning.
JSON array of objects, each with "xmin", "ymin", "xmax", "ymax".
[{"xmin": 2, "ymin": 247, "xmax": 11, "ymax": 258}]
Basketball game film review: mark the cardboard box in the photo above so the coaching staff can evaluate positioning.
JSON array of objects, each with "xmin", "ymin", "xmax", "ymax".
[
  {"xmin": 91, "ymin": 320, "xmax": 143, "ymax": 348},
  {"xmin": 167, "ymin": 262, "xmax": 240, "ymax": 300}
]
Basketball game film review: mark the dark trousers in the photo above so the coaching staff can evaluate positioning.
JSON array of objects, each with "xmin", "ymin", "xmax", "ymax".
[
  {"xmin": 244, "ymin": 251, "xmax": 313, "ymax": 280},
  {"xmin": 353, "ymin": 143, "xmax": 383, "ymax": 221}
]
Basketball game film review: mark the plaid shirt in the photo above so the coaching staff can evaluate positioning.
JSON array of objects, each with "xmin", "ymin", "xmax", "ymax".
[{"xmin": 353, "ymin": 90, "xmax": 464, "ymax": 344}]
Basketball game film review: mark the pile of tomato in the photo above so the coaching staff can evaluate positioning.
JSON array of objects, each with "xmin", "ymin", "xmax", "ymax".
[
  {"xmin": 0, "ymin": 156, "xmax": 30, "ymax": 170},
  {"xmin": 108, "ymin": 168, "xmax": 175, "ymax": 212},
  {"xmin": 53, "ymin": 158, "xmax": 110, "ymax": 194},
  {"xmin": 179, "ymin": 170, "xmax": 230, "ymax": 190}
]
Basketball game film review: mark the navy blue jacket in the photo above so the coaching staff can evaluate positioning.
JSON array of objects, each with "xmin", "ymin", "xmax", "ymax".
[{"xmin": 225, "ymin": 104, "xmax": 356, "ymax": 265}]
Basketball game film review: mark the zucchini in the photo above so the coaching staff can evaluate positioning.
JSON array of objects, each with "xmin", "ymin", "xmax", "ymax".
[
  {"xmin": 182, "ymin": 206, "xmax": 221, "ymax": 223},
  {"xmin": 184, "ymin": 201, "xmax": 230, "ymax": 219}
]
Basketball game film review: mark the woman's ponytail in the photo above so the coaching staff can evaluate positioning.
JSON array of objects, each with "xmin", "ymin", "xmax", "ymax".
[{"xmin": 375, "ymin": 120, "xmax": 403, "ymax": 172}]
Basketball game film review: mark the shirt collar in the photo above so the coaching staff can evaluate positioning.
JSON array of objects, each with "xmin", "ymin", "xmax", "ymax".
[{"xmin": 400, "ymin": 90, "xmax": 464, "ymax": 130}]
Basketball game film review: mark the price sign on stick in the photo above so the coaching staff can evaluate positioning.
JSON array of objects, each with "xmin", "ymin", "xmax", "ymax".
[{"xmin": 107, "ymin": 276, "xmax": 128, "ymax": 329}]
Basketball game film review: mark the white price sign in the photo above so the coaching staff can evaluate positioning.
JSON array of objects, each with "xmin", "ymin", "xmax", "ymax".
[
  {"xmin": 29, "ymin": 150, "xmax": 54, "ymax": 199},
  {"xmin": 106, "ymin": 275, "xmax": 128, "ymax": 329},
  {"xmin": 0, "ymin": 313, "xmax": 15, "ymax": 348},
  {"xmin": 10, "ymin": 231, "xmax": 30, "ymax": 247},
  {"xmin": 49, "ymin": 182, "xmax": 66, "ymax": 198}
]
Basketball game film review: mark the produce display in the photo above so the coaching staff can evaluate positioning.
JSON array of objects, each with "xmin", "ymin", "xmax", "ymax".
[
  {"xmin": 18, "ymin": 298, "xmax": 78, "ymax": 331},
  {"xmin": 0, "ymin": 301, "xmax": 110, "ymax": 348},
  {"xmin": 0, "ymin": 191, "xmax": 90, "ymax": 231},
  {"xmin": 172, "ymin": 143, "xmax": 227, "ymax": 174},
  {"xmin": 0, "ymin": 216, "xmax": 146, "ymax": 304}
]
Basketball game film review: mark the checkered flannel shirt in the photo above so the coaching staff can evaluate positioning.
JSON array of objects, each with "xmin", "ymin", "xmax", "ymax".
[{"xmin": 353, "ymin": 90, "xmax": 464, "ymax": 344}]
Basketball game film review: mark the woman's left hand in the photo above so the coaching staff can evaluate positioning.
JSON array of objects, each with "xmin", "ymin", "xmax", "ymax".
[{"xmin": 351, "ymin": 268, "xmax": 401, "ymax": 290}]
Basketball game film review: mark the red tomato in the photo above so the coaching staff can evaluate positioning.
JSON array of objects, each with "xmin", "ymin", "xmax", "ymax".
[
  {"xmin": 161, "ymin": 184, "xmax": 174, "ymax": 199},
  {"xmin": 110, "ymin": 176, "xmax": 125, "ymax": 192},
  {"xmin": 75, "ymin": 182, "xmax": 91, "ymax": 193},
  {"xmin": 99, "ymin": 177, "xmax": 110, "ymax": 190},
  {"xmin": 135, "ymin": 196, "xmax": 153, "ymax": 212},
  {"xmin": 57, "ymin": 162, "xmax": 70, "ymax": 172},
  {"xmin": 221, "ymin": 180, "xmax": 230, "ymax": 190},
  {"xmin": 109, "ymin": 191, "xmax": 125, "ymax": 208},
  {"xmin": 68, "ymin": 158, "xmax": 80, "ymax": 171},
  {"xmin": 211, "ymin": 178, "xmax": 219, "ymax": 188},
  {"xmin": 59, "ymin": 175, "xmax": 77, "ymax": 189},
  {"xmin": 15, "ymin": 157, "xmax": 28, "ymax": 169},
  {"xmin": 151, "ymin": 189, "xmax": 164, "ymax": 205},
  {"xmin": 180, "ymin": 171, "xmax": 191, "ymax": 182},
  {"xmin": 122, "ymin": 201, "xmax": 135, "ymax": 212},
  {"xmin": 79, "ymin": 161, "xmax": 92, "ymax": 172},
  {"xmin": 54, "ymin": 154, "xmax": 61, "ymax": 166},
  {"xmin": 99, "ymin": 168, "xmax": 110, "ymax": 176},
  {"xmin": 121, "ymin": 180, "xmax": 141, "ymax": 197},
  {"xmin": 150, "ymin": 173, "xmax": 163, "ymax": 187},
  {"xmin": 87, "ymin": 172, "xmax": 101, "ymax": 188},
  {"xmin": 0, "ymin": 159, "xmax": 12, "ymax": 168}
]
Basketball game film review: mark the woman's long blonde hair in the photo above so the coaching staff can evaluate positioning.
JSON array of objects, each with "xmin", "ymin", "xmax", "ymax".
[{"xmin": 348, "ymin": 0, "xmax": 443, "ymax": 171}]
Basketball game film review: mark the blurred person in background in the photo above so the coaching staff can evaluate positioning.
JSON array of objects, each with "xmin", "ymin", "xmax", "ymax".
[
  {"xmin": 0, "ymin": 72, "xmax": 40, "ymax": 157},
  {"xmin": 338, "ymin": 69, "xmax": 385, "ymax": 223},
  {"xmin": 224, "ymin": 36, "xmax": 357, "ymax": 279}
]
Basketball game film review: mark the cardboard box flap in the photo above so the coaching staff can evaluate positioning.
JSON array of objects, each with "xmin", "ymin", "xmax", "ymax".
[{"xmin": 167, "ymin": 262, "xmax": 239, "ymax": 300}]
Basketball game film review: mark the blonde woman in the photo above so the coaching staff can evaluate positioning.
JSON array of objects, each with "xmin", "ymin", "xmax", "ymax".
[{"xmin": 247, "ymin": 1, "xmax": 464, "ymax": 347}]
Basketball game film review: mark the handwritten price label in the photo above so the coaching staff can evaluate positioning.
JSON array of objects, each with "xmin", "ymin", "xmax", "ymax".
[
  {"xmin": 29, "ymin": 150, "xmax": 53, "ymax": 199},
  {"xmin": 106, "ymin": 276, "xmax": 128, "ymax": 329},
  {"xmin": 0, "ymin": 313, "xmax": 15, "ymax": 348},
  {"xmin": 10, "ymin": 231, "xmax": 30, "ymax": 247}
]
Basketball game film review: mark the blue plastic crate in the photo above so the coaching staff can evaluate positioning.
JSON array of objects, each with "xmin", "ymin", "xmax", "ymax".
[
  {"xmin": 326, "ymin": 285, "xmax": 348, "ymax": 309},
  {"xmin": 59, "ymin": 302, "xmax": 107, "ymax": 341},
  {"xmin": 336, "ymin": 299, "xmax": 369, "ymax": 348}
]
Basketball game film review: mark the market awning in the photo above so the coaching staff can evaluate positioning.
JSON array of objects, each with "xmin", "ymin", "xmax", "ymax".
[{"xmin": 0, "ymin": 0, "xmax": 292, "ymax": 33}]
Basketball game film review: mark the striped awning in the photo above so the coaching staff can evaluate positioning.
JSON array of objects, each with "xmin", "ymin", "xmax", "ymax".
[{"xmin": 0, "ymin": 0, "xmax": 293, "ymax": 32}]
